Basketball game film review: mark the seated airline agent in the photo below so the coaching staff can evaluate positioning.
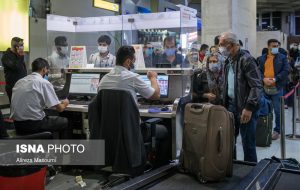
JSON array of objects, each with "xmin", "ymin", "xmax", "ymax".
[
  {"xmin": 11, "ymin": 58, "xmax": 71, "ymax": 139},
  {"xmin": 99, "ymin": 45, "xmax": 160, "ymax": 101},
  {"xmin": 89, "ymin": 35, "xmax": 116, "ymax": 67}
]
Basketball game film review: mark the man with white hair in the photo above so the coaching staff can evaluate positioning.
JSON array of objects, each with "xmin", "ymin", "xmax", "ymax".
[{"xmin": 219, "ymin": 32, "xmax": 262, "ymax": 162}]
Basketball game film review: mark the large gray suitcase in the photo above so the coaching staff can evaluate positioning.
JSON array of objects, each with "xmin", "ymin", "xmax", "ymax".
[{"xmin": 181, "ymin": 103, "xmax": 234, "ymax": 183}]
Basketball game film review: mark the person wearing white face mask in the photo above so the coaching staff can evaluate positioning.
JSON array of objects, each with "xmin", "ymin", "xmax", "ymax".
[
  {"xmin": 192, "ymin": 53, "xmax": 224, "ymax": 105},
  {"xmin": 47, "ymin": 36, "xmax": 70, "ymax": 88},
  {"xmin": 219, "ymin": 32, "xmax": 262, "ymax": 163},
  {"xmin": 89, "ymin": 35, "xmax": 116, "ymax": 67}
]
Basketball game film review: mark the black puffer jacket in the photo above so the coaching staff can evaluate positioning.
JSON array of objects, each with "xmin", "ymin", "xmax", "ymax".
[
  {"xmin": 1, "ymin": 48, "xmax": 27, "ymax": 89},
  {"xmin": 223, "ymin": 49, "xmax": 263, "ymax": 114}
]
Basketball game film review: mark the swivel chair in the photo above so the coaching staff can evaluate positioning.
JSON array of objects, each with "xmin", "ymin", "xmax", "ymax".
[{"xmin": 88, "ymin": 89, "xmax": 165, "ymax": 187}]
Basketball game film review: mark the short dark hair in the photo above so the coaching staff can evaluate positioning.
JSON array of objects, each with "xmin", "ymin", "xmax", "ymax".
[
  {"xmin": 200, "ymin": 44, "xmax": 209, "ymax": 51},
  {"xmin": 54, "ymin": 36, "xmax": 67, "ymax": 46},
  {"xmin": 11, "ymin": 37, "xmax": 23, "ymax": 47},
  {"xmin": 239, "ymin": 40, "xmax": 243, "ymax": 47},
  {"xmin": 214, "ymin": 35, "xmax": 220, "ymax": 46},
  {"xmin": 32, "ymin": 58, "xmax": 49, "ymax": 72},
  {"xmin": 98, "ymin": 35, "xmax": 111, "ymax": 45},
  {"xmin": 116, "ymin": 46, "xmax": 135, "ymax": 66},
  {"xmin": 267, "ymin": 39, "xmax": 279, "ymax": 46},
  {"xmin": 262, "ymin": 47, "xmax": 268, "ymax": 55},
  {"xmin": 163, "ymin": 36, "xmax": 176, "ymax": 47}
]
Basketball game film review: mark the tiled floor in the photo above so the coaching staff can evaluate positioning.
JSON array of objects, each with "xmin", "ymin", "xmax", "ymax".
[{"xmin": 236, "ymin": 107, "xmax": 300, "ymax": 161}]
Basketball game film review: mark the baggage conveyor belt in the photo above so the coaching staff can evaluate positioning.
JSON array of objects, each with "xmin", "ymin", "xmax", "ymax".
[{"xmin": 111, "ymin": 160, "xmax": 256, "ymax": 190}]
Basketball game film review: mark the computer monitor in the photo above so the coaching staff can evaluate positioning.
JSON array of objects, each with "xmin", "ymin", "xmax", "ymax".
[
  {"xmin": 138, "ymin": 74, "xmax": 169, "ymax": 98},
  {"xmin": 69, "ymin": 73, "xmax": 100, "ymax": 96}
]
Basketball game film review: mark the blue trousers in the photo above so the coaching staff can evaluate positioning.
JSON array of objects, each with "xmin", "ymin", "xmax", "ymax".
[
  {"xmin": 228, "ymin": 100, "xmax": 258, "ymax": 162},
  {"xmin": 265, "ymin": 90, "xmax": 283, "ymax": 133}
]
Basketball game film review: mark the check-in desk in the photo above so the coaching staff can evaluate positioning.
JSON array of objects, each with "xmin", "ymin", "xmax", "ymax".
[{"xmin": 62, "ymin": 68, "xmax": 193, "ymax": 160}]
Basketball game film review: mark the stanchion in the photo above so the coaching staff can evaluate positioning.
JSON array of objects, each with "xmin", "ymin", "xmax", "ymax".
[
  {"xmin": 280, "ymin": 96, "xmax": 286, "ymax": 159},
  {"xmin": 286, "ymin": 82, "xmax": 300, "ymax": 139}
]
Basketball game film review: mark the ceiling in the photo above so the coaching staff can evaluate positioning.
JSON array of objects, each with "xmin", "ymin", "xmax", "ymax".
[{"xmin": 187, "ymin": 0, "xmax": 300, "ymax": 13}]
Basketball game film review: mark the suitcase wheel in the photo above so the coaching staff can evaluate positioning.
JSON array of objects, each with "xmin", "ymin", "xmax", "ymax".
[{"xmin": 197, "ymin": 172, "xmax": 207, "ymax": 184}]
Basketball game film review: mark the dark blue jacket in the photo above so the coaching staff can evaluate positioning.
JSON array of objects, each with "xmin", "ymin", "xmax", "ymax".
[{"xmin": 258, "ymin": 53, "xmax": 289, "ymax": 90}]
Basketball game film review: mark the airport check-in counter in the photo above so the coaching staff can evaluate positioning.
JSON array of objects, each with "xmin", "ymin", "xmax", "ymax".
[{"xmin": 62, "ymin": 67, "xmax": 193, "ymax": 160}]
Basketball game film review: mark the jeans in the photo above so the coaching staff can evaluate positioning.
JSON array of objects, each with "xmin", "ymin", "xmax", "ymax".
[
  {"xmin": 265, "ymin": 89, "xmax": 283, "ymax": 134},
  {"xmin": 228, "ymin": 99, "xmax": 258, "ymax": 162}
]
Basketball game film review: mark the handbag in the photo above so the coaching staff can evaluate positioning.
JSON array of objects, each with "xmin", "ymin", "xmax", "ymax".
[{"xmin": 264, "ymin": 86, "xmax": 279, "ymax": 95}]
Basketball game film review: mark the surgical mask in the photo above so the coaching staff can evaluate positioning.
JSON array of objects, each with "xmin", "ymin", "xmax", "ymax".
[
  {"xmin": 145, "ymin": 48, "xmax": 153, "ymax": 56},
  {"xmin": 205, "ymin": 50, "xmax": 210, "ymax": 56},
  {"xmin": 129, "ymin": 59, "xmax": 135, "ymax": 71},
  {"xmin": 164, "ymin": 48, "xmax": 176, "ymax": 56},
  {"xmin": 60, "ymin": 46, "xmax": 68, "ymax": 55},
  {"xmin": 271, "ymin": 47, "xmax": 279, "ymax": 54},
  {"xmin": 209, "ymin": 63, "xmax": 221, "ymax": 72},
  {"xmin": 219, "ymin": 46, "xmax": 230, "ymax": 57},
  {"xmin": 98, "ymin": 46, "xmax": 108, "ymax": 53},
  {"xmin": 43, "ymin": 73, "xmax": 49, "ymax": 80}
]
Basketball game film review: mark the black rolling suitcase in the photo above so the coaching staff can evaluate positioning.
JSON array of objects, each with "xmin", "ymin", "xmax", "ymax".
[{"xmin": 256, "ymin": 97, "xmax": 273, "ymax": 147}]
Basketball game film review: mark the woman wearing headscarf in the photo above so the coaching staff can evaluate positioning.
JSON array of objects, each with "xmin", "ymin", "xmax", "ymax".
[{"xmin": 192, "ymin": 53, "xmax": 224, "ymax": 105}]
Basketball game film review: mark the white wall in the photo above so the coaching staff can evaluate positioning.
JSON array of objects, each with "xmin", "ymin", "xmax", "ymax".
[
  {"xmin": 201, "ymin": 0, "xmax": 232, "ymax": 46},
  {"xmin": 256, "ymin": 31, "xmax": 288, "ymax": 58},
  {"xmin": 29, "ymin": 18, "xmax": 47, "ymax": 64},
  {"xmin": 201, "ymin": 0, "xmax": 256, "ymax": 55},
  {"xmin": 232, "ymin": 0, "xmax": 256, "ymax": 55}
]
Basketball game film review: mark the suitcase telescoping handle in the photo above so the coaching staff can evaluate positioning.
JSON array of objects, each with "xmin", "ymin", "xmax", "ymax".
[
  {"xmin": 218, "ymin": 127, "xmax": 224, "ymax": 154},
  {"xmin": 190, "ymin": 104, "xmax": 204, "ymax": 113}
]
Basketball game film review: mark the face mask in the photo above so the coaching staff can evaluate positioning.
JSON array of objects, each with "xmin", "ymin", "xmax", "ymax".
[
  {"xmin": 164, "ymin": 48, "xmax": 176, "ymax": 56},
  {"xmin": 209, "ymin": 63, "xmax": 221, "ymax": 72},
  {"xmin": 98, "ymin": 46, "xmax": 108, "ymax": 53},
  {"xmin": 219, "ymin": 46, "xmax": 230, "ymax": 57},
  {"xmin": 43, "ymin": 74, "xmax": 49, "ymax": 80},
  {"xmin": 129, "ymin": 59, "xmax": 135, "ymax": 71},
  {"xmin": 271, "ymin": 47, "xmax": 279, "ymax": 54},
  {"xmin": 60, "ymin": 46, "xmax": 68, "ymax": 55},
  {"xmin": 205, "ymin": 50, "xmax": 210, "ymax": 56},
  {"xmin": 145, "ymin": 48, "xmax": 153, "ymax": 56}
]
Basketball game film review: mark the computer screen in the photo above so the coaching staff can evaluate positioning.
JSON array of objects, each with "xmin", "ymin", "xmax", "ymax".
[
  {"xmin": 69, "ymin": 73, "xmax": 100, "ymax": 95},
  {"xmin": 138, "ymin": 74, "xmax": 169, "ymax": 98}
]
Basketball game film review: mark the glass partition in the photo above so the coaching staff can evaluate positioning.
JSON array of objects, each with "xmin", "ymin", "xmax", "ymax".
[
  {"xmin": 46, "ymin": 15, "xmax": 122, "ymax": 89},
  {"xmin": 46, "ymin": 7, "xmax": 197, "ymax": 95}
]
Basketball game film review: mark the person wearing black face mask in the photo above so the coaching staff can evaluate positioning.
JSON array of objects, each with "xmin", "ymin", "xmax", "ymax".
[
  {"xmin": 1, "ymin": 37, "xmax": 27, "ymax": 103},
  {"xmin": 99, "ymin": 46, "xmax": 160, "ymax": 101},
  {"xmin": 10, "ymin": 58, "xmax": 71, "ymax": 139},
  {"xmin": 192, "ymin": 53, "xmax": 224, "ymax": 105}
]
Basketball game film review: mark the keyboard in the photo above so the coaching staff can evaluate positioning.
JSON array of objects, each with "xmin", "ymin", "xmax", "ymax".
[
  {"xmin": 138, "ymin": 104, "xmax": 172, "ymax": 110},
  {"xmin": 69, "ymin": 100, "xmax": 91, "ymax": 105}
]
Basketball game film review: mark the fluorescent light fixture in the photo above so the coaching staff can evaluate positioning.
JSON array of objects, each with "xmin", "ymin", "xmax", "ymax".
[
  {"xmin": 93, "ymin": 0, "xmax": 119, "ymax": 12},
  {"xmin": 0, "ymin": 0, "xmax": 29, "ymax": 51}
]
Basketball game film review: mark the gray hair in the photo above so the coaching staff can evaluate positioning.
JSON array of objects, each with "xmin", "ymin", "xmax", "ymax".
[
  {"xmin": 206, "ymin": 52, "xmax": 224, "ymax": 66},
  {"xmin": 220, "ymin": 32, "xmax": 239, "ymax": 45}
]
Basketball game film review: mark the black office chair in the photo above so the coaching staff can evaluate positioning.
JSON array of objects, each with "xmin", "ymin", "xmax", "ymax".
[
  {"xmin": 89, "ymin": 89, "xmax": 164, "ymax": 174},
  {"xmin": 0, "ymin": 110, "xmax": 53, "ymax": 140}
]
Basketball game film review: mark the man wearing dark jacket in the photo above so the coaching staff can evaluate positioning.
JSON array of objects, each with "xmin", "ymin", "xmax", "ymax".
[
  {"xmin": 219, "ymin": 32, "xmax": 262, "ymax": 162},
  {"xmin": 1, "ymin": 37, "xmax": 27, "ymax": 103},
  {"xmin": 258, "ymin": 39, "xmax": 289, "ymax": 140}
]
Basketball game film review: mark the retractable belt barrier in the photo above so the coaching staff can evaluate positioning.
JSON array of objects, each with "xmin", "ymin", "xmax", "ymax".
[{"xmin": 280, "ymin": 81, "xmax": 300, "ymax": 159}]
